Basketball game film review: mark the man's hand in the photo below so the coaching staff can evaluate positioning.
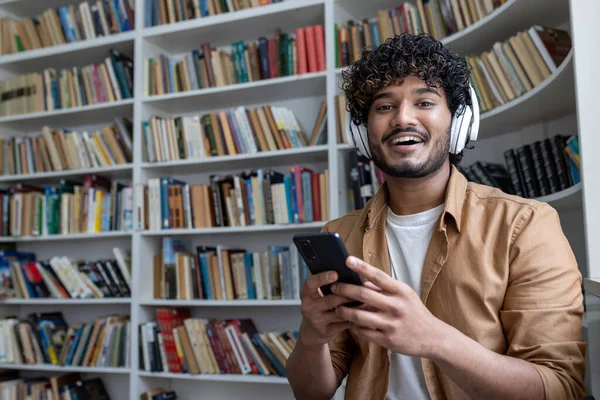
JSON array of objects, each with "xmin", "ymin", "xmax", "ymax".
[
  {"xmin": 331, "ymin": 256, "xmax": 445, "ymax": 358},
  {"xmin": 298, "ymin": 270, "xmax": 355, "ymax": 348}
]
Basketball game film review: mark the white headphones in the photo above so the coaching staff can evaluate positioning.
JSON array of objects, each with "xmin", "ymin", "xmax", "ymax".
[{"xmin": 347, "ymin": 85, "xmax": 480, "ymax": 159}]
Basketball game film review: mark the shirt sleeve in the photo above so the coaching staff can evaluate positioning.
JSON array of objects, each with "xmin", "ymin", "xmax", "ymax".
[{"xmin": 501, "ymin": 203, "xmax": 586, "ymax": 400}]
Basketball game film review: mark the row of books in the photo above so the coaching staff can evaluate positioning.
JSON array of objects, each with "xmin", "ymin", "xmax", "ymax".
[
  {"xmin": 144, "ymin": 24, "xmax": 325, "ymax": 96},
  {"xmin": 0, "ymin": 175, "xmax": 134, "ymax": 238},
  {"xmin": 467, "ymin": 26, "xmax": 571, "ymax": 113},
  {"xmin": 154, "ymin": 238, "xmax": 308, "ymax": 301},
  {"xmin": 0, "ymin": 0, "xmax": 134, "ymax": 56},
  {"xmin": 142, "ymin": 103, "xmax": 326, "ymax": 163},
  {"xmin": 140, "ymin": 308, "xmax": 295, "ymax": 377},
  {"xmin": 0, "ymin": 371, "xmax": 110, "ymax": 400},
  {"xmin": 347, "ymin": 151, "xmax": 383, "ymax": 211},
  {"xmin": 335, "ymin": 0, "xmax": 505, "ymax": 67},
  {"xmin": 0, "ymin": 49, "xmax": 133, "ymax": 118},
  {"xmin": 0, "ymin": 248, "xmax": 131, "ymax": 300},
  {"xmin": 0, "ymin": 118, "xmax": 133, "ymax": 177},
  {"xmin": 501, "ymin": 135, "xmax": 579, "ymax": 198},
  {"xmin": 144, "ymin": 0, "xmax": 282, "ymax": 27},
  {"xmin": 137, "ymin": 168, "xmax": 330, "ymax": 231},
  {"xmin": 0, "ymin": 312, "xmax": 131, "ymax": 369}
]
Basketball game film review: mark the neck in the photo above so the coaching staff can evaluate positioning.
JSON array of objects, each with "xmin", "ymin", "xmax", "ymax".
[{"xmin": 386, "ymin": 162, "xmax": 451, "ymax": 215}]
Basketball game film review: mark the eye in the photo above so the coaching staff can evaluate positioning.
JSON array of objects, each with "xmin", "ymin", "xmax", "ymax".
[
  {"xmin": 417, "ymin": 101, "xmax": 435, "ymax": 107},
  {"xmin": 376, "ymin": 104, "xmax": 394, "ymax": 111}
]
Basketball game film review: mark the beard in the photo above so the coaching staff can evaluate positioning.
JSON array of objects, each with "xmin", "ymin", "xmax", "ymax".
[{"xmin": 369, "ymin": 126, "xmax": 450, "ymax": 179}]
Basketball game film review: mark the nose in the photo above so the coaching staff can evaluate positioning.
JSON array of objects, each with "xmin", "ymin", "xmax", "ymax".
[{"xmin": 390, "ymin": 102, "xmax": 418, "ymax": 128}]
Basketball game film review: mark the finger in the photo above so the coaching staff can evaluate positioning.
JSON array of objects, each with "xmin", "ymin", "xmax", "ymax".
[
  {"xmin": 305, "ymin": 271, "xmax": 338, "ymax": 291},
  {"xmin": 330, "ymin": 282, "xmax": 392, "ymax": 311},
  {"xmin": 327, "ymin": 321, "xmax": 351, "ymax": 335},
  {"xmin": 350, "ymin": 324, "xmax": 387, "ymax": 345},
  {"xmin": 321, "ymin": 294, "xmax": 356, "ymax": 311},
  {"xmin": 322, "ymin": 311, "xmax": 350, "ymax": 324},
  {"xmin": 346, "ymin": 256, "xmax": 399, "ymax": 294},
  {"xmin": 364, "ymin": 281, "xmax": 383, "ymax": 292},
  {"xmin": 335, "ymin": 305, "xmax": 389, "ymax": 331}
]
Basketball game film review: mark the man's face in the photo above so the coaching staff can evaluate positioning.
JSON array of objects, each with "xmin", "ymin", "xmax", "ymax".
[{"xmin": 367, "ymin": 75, "xmax": 452, "ymax": 179}]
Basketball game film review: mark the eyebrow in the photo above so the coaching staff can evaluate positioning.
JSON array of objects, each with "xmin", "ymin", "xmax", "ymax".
[
  {"xmin": 413, "ymin": 86, "xmax": 441, "ymax": 97},
  {"xmin": 371, "ymin": 86, "xmax": 441, "ymax": 102}
]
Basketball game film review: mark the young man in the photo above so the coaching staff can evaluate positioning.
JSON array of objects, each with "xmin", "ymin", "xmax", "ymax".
[{"xmin": 286, "ymin": 33, "xmax": 586, "ymax": 400}]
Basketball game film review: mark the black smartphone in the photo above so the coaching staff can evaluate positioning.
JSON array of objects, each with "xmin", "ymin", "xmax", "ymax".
[{"xmin": 293, "ymin": 232, "xmax": 364, "ymax": 306}]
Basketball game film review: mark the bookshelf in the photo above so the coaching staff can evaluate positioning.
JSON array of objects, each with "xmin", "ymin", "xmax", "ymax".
[{"xmin": 0, "ymin": 0, "xmax": 597, "ymax": 399}]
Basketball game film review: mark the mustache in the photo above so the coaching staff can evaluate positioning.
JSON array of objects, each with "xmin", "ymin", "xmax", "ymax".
[{"xmin": 381, "ymin": 127, "xmax": 430, "ymax": 143}]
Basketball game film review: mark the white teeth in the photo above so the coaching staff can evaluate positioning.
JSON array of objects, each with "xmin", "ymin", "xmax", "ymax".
[{"xmin": 391, "ymin": 136, "xmax": 423, "ymax": 145}]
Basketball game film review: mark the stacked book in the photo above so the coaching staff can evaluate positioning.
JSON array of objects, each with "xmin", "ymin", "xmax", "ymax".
[
  {"xmin": 144, "ymin": 24, "xmax": 326, "ymax": 95},
  {"xmin": 467, "ymin": 26, "xmax": 572, "ymax": 113},
  {"xmin": 145, "ymin": 0, "xmax": 283, "ymax": 27},
  {"xmin": 0, "ymin": 371, "xmax": 110, "ymax": 400},
  {"xmin": 0, "ymin": 49, "xmax": 134, "ymax": 117},
  {"xmin": 0, "ymin": 118, "xmax": 133, "ymax": 176},
  {"xmin": 142, "ymin": 103, "xmax": 327, "ymax": 162},
  {"xmin": 136, "ymin": 167, "xmax": 330, "ymax": 230},
  {"xmin": 347, "ymin": 150, "xmax": 385, "ymax": 211},
  {"xmin": 335, "ymin": 0, "xmax": 506, "ymax": 67},
  {"xmin": 0, "ymin": 312, "xmax": 130, "ymax": 369},
  {"xmin": 153, "ymin": 238, "xmax": 309, "ymax": 301},
  {"xmin": 0, "ymin": 1, "xmax": 134, "ymax": 56},
  {"xmin": 0, "ymin": 248, "xmax": 131, "ymax": 300},
  {"xmin": 141, "ymin": 387, "xmax": 178, "ymax": 400},
  {"xmin": 461, "ymin": 135, "xmax": 580, "ymax": 199},
  {"xmin": 334, "ymin": 95, "xmax": 349, "ymax": 144},
  {"xmin": 140, "ymin": 308, "xmax": 295, "ymax": 377},
  {"xmin": 0, "ymin": 175, "xmax": 134, "ymax": 238}
]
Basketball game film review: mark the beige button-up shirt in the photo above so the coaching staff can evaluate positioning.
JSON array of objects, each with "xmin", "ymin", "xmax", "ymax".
[{"xmin": 323, "ymin": 165, "xmax": 586, "ymax": 399}]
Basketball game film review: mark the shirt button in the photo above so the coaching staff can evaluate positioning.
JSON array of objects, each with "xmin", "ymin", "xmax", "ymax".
[{"xmin": 368, "ymin": 252, "xmax": 372, "ymax": 257}]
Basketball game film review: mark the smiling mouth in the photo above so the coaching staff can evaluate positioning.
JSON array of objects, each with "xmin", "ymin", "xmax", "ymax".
[{"xmin": 388, "ymin": 135, "xmax": 425, "ymax": 147}]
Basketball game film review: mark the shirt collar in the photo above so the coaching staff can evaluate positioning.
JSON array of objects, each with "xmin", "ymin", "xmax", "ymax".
[{"xmin": 359, "ymin": 164, "xmax": 468, "ymax": 233}]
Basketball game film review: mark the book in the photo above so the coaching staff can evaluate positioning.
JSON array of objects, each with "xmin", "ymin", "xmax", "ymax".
[
  {"xmin": 153, "ymin": 241, "xmax": 308, "ymax": 301},
  {"xmin": 0, "ymin": 1, "xmax": 135, "ymax": 56},
  {"xmin": 145, "ymin": 24, "xmax": 326, "ymax": 96},
  {"xmin": 140, "ymin": 308, "xmax": 297, "ymax": 377}
]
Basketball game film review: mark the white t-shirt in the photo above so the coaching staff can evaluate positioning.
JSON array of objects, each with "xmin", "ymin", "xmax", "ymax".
[{"xmin": 384, "ymin": 203, "xmax": 444, "ymax": 400}]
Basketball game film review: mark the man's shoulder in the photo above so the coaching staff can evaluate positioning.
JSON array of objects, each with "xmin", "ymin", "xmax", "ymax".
[
  {"xmin": 465, "ymin": 181, "xmax": 546, "ymax": 210},
  {"xmin": 464, "ymin": 181, "xmax": 555, "ymax": 228},
  {"xmin": 322, "ymin": 210, "xmax": 364, "ymax": 238}
]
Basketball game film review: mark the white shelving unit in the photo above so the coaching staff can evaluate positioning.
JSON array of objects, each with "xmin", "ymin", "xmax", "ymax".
[{"xmin": 0, "ymin": 0, "xmax": 596, "ymax": 399}]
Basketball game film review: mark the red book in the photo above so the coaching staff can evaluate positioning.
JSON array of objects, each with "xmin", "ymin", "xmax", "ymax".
[
  {"xmin": 314, "ymin": 25, "xmax": 326, "ymax": 71},
  {"xmin": 311, "ymin": 172, "xmax": 321, "ymax": 222},
  {"xmin": 228, "ymin": 319, "xmax": 260, "ymax": 374},
  {"xmin": 267, "ymin": 37, "xmax": 279, "ymax": 78},
  {"xmin": 295, "ymin": 27, "xmax": 307, "ymax": 74},
  {"xmin": 155, "ymin": 307, "xmax": 191, "ymax": 373},
  {"xmin": 304, "ymin": 26, "xmax": 318, "ymax": 73}
]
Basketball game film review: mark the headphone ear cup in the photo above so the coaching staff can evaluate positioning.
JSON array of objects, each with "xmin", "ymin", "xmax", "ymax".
[
  {"xmin": 347, "ymin": 119, "xmax": 372, "ymax": 159},
  {"xmin": 468, "ymin": 85, "xmax": 480, "ymax": 142},
  {"xmin": 453, "ymin": 105, "xmax": 472, "ymax": 154},
  {"xmin": 449, "ymin": 109, "xmax": 461, "ymax": 154}
]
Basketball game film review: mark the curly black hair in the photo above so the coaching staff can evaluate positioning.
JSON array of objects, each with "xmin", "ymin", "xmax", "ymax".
[{"xmin": 341, "ymin": 32, "xmax": 473, "ymax": 166}]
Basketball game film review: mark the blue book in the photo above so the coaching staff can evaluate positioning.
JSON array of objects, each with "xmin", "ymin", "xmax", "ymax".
[
  {"xmin": 66, "ymin": 325, "xmax": 84, "ymax": 365},
  {"xmin": 283, "ymin": 176, "xmax": 293, "ymax": 224},
  {"xmin": 301, "ymin": 170, "xmax": 313, "ymax": 222},
  {"xmin": 159, "ymin": 177, "xmax": 186, "ymax": 229},
  {"xmin": 243, "ymin": 253, "xmax": 255, "ymax": 299},
  {"xmin": 251, "ymin": 333, "xmax": 286, "ymax": 377},
  {"xmin": 58, "ymin": 7, "xmax": 75, "ymax": 42}
]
